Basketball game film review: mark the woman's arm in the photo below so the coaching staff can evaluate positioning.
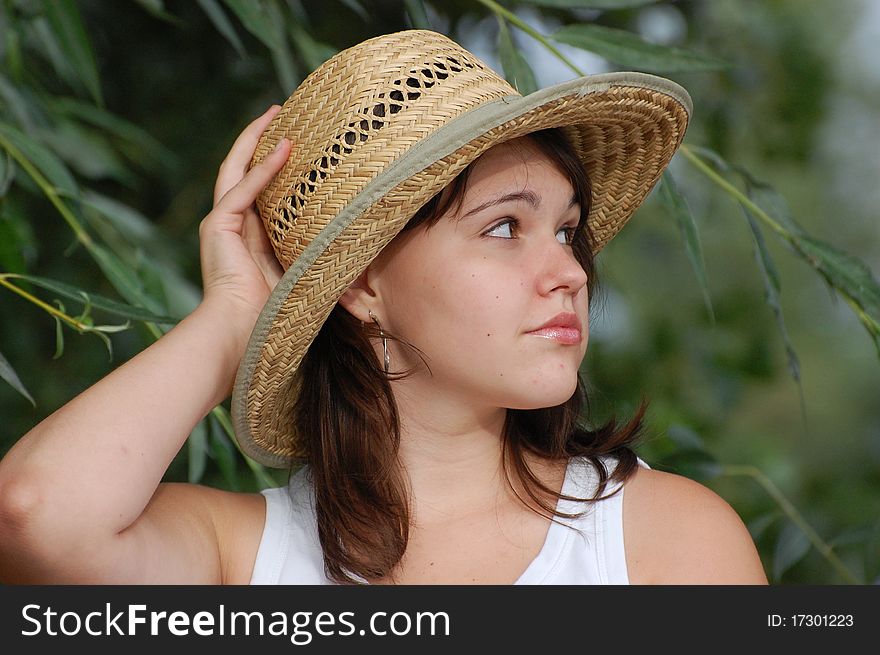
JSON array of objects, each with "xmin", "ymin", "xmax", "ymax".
[
  {"xmin": 0, "ymin": 106, "xmax": 291, "ymax": 584},
  {"xmin": 623, "ymin": 467, "xmax": 769, "ymax": 584}
]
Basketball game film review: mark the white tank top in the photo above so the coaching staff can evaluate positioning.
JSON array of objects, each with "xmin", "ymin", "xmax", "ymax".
[{"xmin": 249, "ymin": 454, "xmax": 647, "ymax": 585}]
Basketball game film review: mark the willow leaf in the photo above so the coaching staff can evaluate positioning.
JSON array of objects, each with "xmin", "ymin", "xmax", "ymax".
[
  {"xmin": 90, "ymin": 243, "xmax": 167, "ymax": 317},
  {"xmin": 797, "ymin": 236, "xmax": 880, "ymax": 354},
  {"xmin": 188, "ymin": 418, "xmax": 209, "ymax": 484},
  {"xmin": 0, "ymin": 349, "xmax": 35, "ymax": 406},
  {"xmin": 772, "ymin": 520, "xmax": 811, "ymax": 581},
  {"xmin": 0, "ymin": 72, "xmax": 36, "ymax": 132},
  {"xmin": 659, "ymin": 171, "xmax": 714, "ymax": 323},
  {"xmin": 220, "ymin": 0, "xmax": 277, "ymax": 50},
  {"xmin": 687, "ymin": 144, "xmax": 731, "ymax": 173},
  {"xmin": 3, "ymin": 24, "xmax": 24, "ymax": 82},
  {"xmin": 747, "ymin": 511, "xmax": 780, "ymax": 542},
  {"xmin": 78, "ymin": 194, "xmax": 200, "ymax": 317},
  {"xmin": 0, "ymin": 216, "xmax": 27, "ymax": 274},
  {"xmin": 209, "ymin": 414, "xmax": 241, "ymax": 491},
  {"xmin": 516, "ymin": 0, "xmax": 658, "ymax": 8},
  {"xmin": 265, "ymin": 1, "xmax": 299, "ymax": 92},
  {"xmin": 742, "ymin": 209, "xmax": 801, "ymax": 383},
  {"xmin": 665, "ymin": 424, "xmax": 711, "ymax": 454},
  {"xmin": 0, "ymin": 123, "xmax": 79, "ymax": 197},
  {"xmin": 552, "ymin": 23, "xmax": 728, "ymax": 73},
  {"xmin": 404, "ymin": 0, "xmax": 431, "ymax": 29},
  {"xmin": 130, "ymin": 260, "xmax": 166, "ymax": 318},
  {"xmin": 287, "ymin": 22, "xmax": 336, "ymax": 72},
  {"xmin": 683, "ymin": 146, "xmax": 880, "ymax": 358},
  {"xmin": 741, "ymin": 173, "xmax": 880, "ymax": 352},
  {"xmin": 222, "ymin": 0, "xmax": 283, "ymax": 51},
  {"xmin": 92, "ymin": 321, "xmax": 132, "ymax": 333},
  {"xmin": 211, "ymin": 406, "xmax": 278, "ymax": 490},
  {"xmin": 40, "ymin": 0, "xmax": 103, "ymax": 106},
  {"xmin": 222, "ymin": 0, "xmax": 298, "ymax": 91},
  {"xmin": 48, "ymin": 97, "xmax": 178, "ymax": 172},
  {"xmin": 497, "ymin": 17, "xmax": 538, "ymax": 95},
  {"xmin": 28, "ymin": 17, "xmax": 81, "ymax": 94},
  {"xmin": 79, "ymin": 190, "xmax": 167, "ymax": 245},
  {"xmin": 795, "ymin": 237, "xmax": 880, "ymax": 318},
  {"xmin": 78, "ymin": 196, "xmax": 190, "ymax": 316},
  {"xmin": 248, "ymin": 460, "xmax": 278, "ymax": 491},
  {"xmin": 40, "ymin": 119, "xmax": 136, "ymax": 186},
  {"xmin": 133, "ymin": 0, "xmax": 182, "ymax": 24},
  {"xmin": 0, "ymin": 149, "xmax": 14, "ymax": 195},
  {"xmin": 92, "ymin": 329, "xmax": 113, "ymax": 360},
  {"xmin": 52, "ymin": 304, "xmax": 65, "ymax": 359},
  {"xmin": 196, "ymin": 0, "xmax": 247, "ymax": 58},
  {"xmin": 338, "ymin": 0, "xmax": 369, "ymax": 21},
  {"xmin": 740, "ymin": 174, "xmax": 806, "ymax": 238},
  {"xmin": 742, "ymin": 178, "xmax": 880, "ymax": 354}
]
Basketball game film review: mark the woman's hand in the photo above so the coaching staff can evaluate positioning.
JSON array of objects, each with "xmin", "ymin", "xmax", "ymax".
[{"xmin": 198, "ymin": 104, "xmax": 292, "ymax": 347}]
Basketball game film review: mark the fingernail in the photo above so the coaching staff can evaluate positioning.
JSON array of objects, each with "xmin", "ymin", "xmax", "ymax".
[{"xmin": 272, "ymin": 138, "xmax": 289, "ymax": 153}]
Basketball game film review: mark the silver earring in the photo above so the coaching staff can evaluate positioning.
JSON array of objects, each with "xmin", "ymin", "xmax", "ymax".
[{"xmin": 368, "ymin": 309, "xmax": 390, "ymax": 374}]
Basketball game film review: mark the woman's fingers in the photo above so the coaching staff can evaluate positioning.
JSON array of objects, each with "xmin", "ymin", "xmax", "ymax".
[
  {"xmin": 213, "ymin": 104, "xmax": 283, "ymax": 204},
  {"xmin": 242, "ymin": 209, "xmax": 284, "ymax": 287},
  {"xmin": 213, "ymin": 138, "xmax": 291, "ymax": 216},
  {"xmin": 199, "ymin": 108, "xmax": 290, "ymax": 300}
]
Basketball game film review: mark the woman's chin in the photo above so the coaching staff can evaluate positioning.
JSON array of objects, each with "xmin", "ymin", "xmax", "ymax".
[{"xmin": 503, "ymin": 376, "xmax": 580, "ymax": 411}]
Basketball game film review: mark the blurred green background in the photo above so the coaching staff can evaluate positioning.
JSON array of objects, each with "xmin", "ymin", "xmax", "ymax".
[{"xmin": 1, "ymin": 0, "xmax": 878, "ymax": 584}]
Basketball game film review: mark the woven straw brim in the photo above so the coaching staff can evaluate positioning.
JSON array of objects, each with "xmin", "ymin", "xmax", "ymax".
[{"xmin": 232, "ymin": 72, "xmax": 691, "ymax": 468}]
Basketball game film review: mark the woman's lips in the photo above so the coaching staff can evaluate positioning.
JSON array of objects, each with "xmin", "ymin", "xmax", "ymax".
[
  {"xmin": 526, "ymin": 311, "xmax": 582, "ymax": 344},
  {"xmin": 527, "ymin": 327, "xmax": 582, "ymax": 345}
]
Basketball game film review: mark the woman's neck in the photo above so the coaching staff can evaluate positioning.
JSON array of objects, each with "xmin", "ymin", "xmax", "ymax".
[
  {"xmin": 390, "ymin": 382, "xmax": 509, "ymax": 525},
  {"xmin": 389, "ymin": 382, "xmax": 564, "ymax": 527}
]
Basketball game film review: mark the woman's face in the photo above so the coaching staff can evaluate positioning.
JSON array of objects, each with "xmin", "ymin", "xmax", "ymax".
[{"xmin": 369, "ymin": 136, "xmax": 590, "ymax": 410}]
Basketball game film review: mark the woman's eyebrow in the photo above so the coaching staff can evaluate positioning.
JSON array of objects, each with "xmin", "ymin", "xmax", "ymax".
[{"xmin": 458, "ymin": 190, "xmax": 578, "ymax": 222}]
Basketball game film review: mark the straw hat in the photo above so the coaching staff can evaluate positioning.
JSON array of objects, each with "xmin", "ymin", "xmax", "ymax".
[{"xmin": 231, "ymin": 29, "xmax": 691, "ymax": 468}]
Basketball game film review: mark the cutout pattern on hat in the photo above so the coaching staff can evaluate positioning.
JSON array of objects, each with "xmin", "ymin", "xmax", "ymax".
[{"xmin": 264, "ymin": 47, "xmax": 490, "ymax": 261}]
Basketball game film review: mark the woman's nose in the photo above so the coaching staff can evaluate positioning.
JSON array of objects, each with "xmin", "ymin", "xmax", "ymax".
[{"xmin": 535, "ymin": 237, "xmax": 588, "ymax": 296}]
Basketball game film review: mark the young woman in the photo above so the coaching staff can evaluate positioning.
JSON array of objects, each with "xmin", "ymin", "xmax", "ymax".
[{"xmin": 0, "ymin": 31, "xmax": 767, "ymax": 585}]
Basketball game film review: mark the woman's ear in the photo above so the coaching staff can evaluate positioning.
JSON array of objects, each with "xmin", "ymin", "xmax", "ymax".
[{"xmin": 337, "ymin": 267, "xmax": 376, "ymax": 323}]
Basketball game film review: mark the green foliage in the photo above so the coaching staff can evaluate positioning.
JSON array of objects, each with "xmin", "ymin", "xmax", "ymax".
[
  {"xmin": 0, "ymin": 349, "xmax": 34, "ymax": 405},
  {"xmin": 1, "ymin": 0, "xmax": 877, "ymax": 584},
  {"xmin": 404, "ymin": 0, "xmax": 432, "ymax": 29},
  {"xmin": 552, "ymin": 23, "xmax": 728, "ymax": 72},
  {"xmin": 681, "ymin": 147, "xmax": 880, "ymax": 357},
  {"xmin": 515, "ymin": 0, "xmax": 658, "ymax": 8},
  {"xmin": 4, "ymin": 274, "xmax": 179, "ymax": 324},
  {"xmin": 497, "ymin": 15, "xmax": 538, "ymax": 94},
  {"xmin": 658, "ymin": 172, "xmax": 714, "ymax": 324},
  {"xmin": 38, "ymin": 0, "xmax": 103, "ymax": 106}
]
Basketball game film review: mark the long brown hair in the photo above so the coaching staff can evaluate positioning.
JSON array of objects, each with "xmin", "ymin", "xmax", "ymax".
[{"xmin": 294, "ymin": 128, "xmax": 646, "ymax": 584}]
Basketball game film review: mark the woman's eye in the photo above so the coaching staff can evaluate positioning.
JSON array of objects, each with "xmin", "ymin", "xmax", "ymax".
[
  {"xmin": 557, "ymin": 226, "xmax": 576, "ymax": 245},
  {"xmin": 484, "ymin": 219, "xmax": 516, "ymax": 239},
  {"xmin": 484, "ymin": 220, "xmax": 576, "ymax": 243}
]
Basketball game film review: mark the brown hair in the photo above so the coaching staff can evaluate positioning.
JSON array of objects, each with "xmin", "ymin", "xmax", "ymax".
[{"xmin": 294, "ymin": 128, "xmax": 646, "ymax": 584}]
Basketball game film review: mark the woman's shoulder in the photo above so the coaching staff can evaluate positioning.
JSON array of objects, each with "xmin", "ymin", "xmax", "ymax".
[{"xmin": 621, "ymin": 465, "xmax": 768, "ymax": 584}]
